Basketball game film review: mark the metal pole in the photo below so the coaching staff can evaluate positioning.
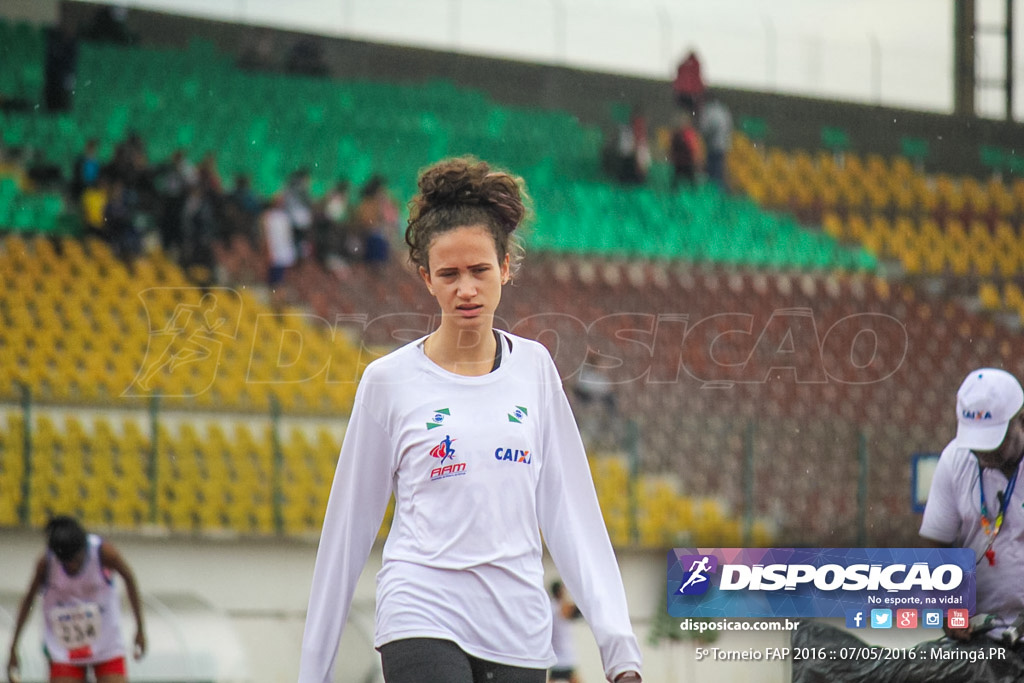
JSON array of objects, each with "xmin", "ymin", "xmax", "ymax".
[
  {"xmin": 953, "ymin": 0, "xmax": 977, "ymax": 116},
  {"xmin": 19, "ymin": 384, "xmax": 32, "ymax": 526},
  {"xmin": 450, "ymin": 0, "xmax": 460, "ymax": 49},
  {"xmin": 1006, "ymin": 0, "xmax": 1015, "ymax": 120},
  {"xmin": 743, "ymin": 419, "xmax": 755, "ymax": 545},
  {"xmin": 271, "ymin": 396, "xmax": 284, "ymax": 535},
  {"xmin": 658, "ymin": 6, "xmax": 672, "ymax": 74},
  {"xmin": 552, "ymin": 0, "xmax": 566, "ymax": 64},
  {"xmin": 149, "ymin": 394, "xmax": 159, "ymax": 524},
  {"xmin": 857, "ymin": 431, "xmax": 869, "ymax": 546},
  {"xmin": 763, "ymin": 16, "xmax": 777, "ymax": 89},
  {"xmin": 626, "ymin": 418, "xmax": 640, "ymax": 546},
  {"xmin": 870, "ymin": 33, "xmax": 882, "ymax": 104}
]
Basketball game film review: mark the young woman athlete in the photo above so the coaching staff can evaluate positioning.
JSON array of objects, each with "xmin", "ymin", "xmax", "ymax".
[
  {"xmin": 6, "ymin": 516, "xmax": 146, "ymax": 683},
  {"xmin": 298, "ymin": 157, "xmax": 642, "ymax": 683}
]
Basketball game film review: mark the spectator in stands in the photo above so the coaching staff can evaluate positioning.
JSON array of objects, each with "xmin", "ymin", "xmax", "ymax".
[
  {"xmin": 669, "ymin": 112, "xmax": 703, "ymax": 189},
  {"xmin": 81, "ymin": 173, "xmax": 110, "ymax": 240},
  {"xmin": 179, "ymin": 179, "xmax": 219, "ymax": 282},
  {"xmin": 698, "ymin": 92, "xmax": 733, "ymax": 190},
  {"xmin": 573, "ymin": 349, "xmax": 618, "ymax": 416},
  {"xmin": 71, "ymin": 139, "xmax": 101, "ymax": 201},
  {"xmin": 298, "ymin": 156, "xmax": 643, "ymax": 683},
  {"xmin": 284, "ymin": 38, "xmax": 329, "ymax": 77},
  {"xmin": 549, "ymin": 580, "xmax": 583, "ymax": 683},
  {"xmin": 223, "ymin": 173, "xmax": 262, "ymax": 243},
  {"xmin": 6, "ymin": 516, "xmax": 147, "ymax": 683},
  {"xmin": 284, "ymin": 169, "xmax": 315, "ymax": 260},
  {"xmin": 44, "ymin": 24, "xmax": 79, "ymax": 112},
  {"xmin": 350, "ymin": 175, "xmax": 397, "ymax": 266},
  {"xmin": 921, "ymin": 368, "xmax": 1024, "ymax": 644},
  {"xmin": 153, "ymin": 149, "xmax": 198, "ymax": 255},
  {"xmin": 104, "ymin": 177, "xmax": 141, "ymax": 262},
  {"xmin": 672, "ymin": 50, "xmax": 705, "ymax": 116},
  {"xmin": 83, "ymin": 5, "xmax": 136, "ymax": 44},
  {"xmin": 608, "ymin": 107, "xmax": 651, "ymax": 185},
  {"xmin": 315, "ymin": 179, "xmax": 352, "ymax": 280},
  {"xmin": 107, "ymin": 132, "xmax": 151, "ymax": 219},
  {"xmin": 260, "ymin": 193, "xmax": 297, "ymax": 310}
]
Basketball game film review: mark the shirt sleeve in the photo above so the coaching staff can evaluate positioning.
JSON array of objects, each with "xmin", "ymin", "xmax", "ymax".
[
  {"xmin": 535, "ymin": 359, "xmax": 642, "ymax": 682},
  {"xmin": 919, "ymin": 445, "xmax": 963, "ymax": 545},
  {"xmin": 298, "ymin": 388, "xmax": 395, "ymax": 683}
]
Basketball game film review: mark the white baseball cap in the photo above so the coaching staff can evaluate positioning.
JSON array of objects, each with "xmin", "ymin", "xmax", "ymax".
[{"xmin": 955, "ymin": 368, "xmax": 1024, "ymax": 451}]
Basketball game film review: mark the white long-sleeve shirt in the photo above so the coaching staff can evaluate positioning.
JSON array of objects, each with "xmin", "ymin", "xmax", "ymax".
[{"xmin": 299, "ymin": 331, "xmax": 641, "ymax": 682}]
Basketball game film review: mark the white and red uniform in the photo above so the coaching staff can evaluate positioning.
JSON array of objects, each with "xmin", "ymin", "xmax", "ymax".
[{"xmin": 42, "ymin": 534, "xmax": 126, "ymax": 665}]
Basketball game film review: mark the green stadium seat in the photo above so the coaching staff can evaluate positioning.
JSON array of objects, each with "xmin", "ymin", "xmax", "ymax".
[
  {"xmin": 900, "ymin": 136, "xmax": 929, "ymax": 169},
  {"xmin": 980, "ymin": 144, "xmax": 1007, "ymax": 176},
  {"xmin": 821, "ymin": 126, "xmax": 851, "ymax": 155}
]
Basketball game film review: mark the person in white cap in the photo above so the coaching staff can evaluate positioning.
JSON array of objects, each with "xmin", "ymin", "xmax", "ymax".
[{"xmin": 920, "ymin": 367, "xmax": 1024, "ymax": 642}]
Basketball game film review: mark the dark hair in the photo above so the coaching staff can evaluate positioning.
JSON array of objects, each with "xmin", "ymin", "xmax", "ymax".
[
  {"xmin": 45, "ymin": 515, "xmax": 87, "ymax": 562},
  {"xmin": 405, "ymin": 157, "xmax": 527, "ymax": 274},
  {"xmin": 550, "ymin": 579, "xmax": 564, "ymax": 599}
]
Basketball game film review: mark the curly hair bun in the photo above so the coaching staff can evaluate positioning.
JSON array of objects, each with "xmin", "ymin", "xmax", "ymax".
[
  {"xmin": 416, "ymin": 157, "xmax": 524, "ymax": 234},
  {"xmin": 406, "ymin": 157, "xmax": 528, "ymax": 272}
]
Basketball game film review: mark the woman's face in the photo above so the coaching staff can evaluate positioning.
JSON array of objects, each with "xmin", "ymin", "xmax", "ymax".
[
  {"xmin": 419, "ymin": 225, "xmax": 509, "ymax": 335},
  {"xmin": 58, "ymin": 549, "xmax": 87, "ymax": 576}
]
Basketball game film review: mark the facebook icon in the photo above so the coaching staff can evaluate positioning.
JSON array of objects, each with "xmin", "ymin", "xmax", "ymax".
[{"xmin": 845, "ymin": 609, "xmax": 866, "ymax": 629}]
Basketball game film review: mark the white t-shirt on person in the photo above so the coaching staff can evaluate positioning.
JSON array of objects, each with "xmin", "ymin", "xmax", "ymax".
[
  {"xmin": 920, "ymin": 440, "xmax": 1024, "ymax": 637},
  {"xmin": 299, "ymin": 331, "xmax": 642, "ymax": 682},
  {"xmin": 262, "ymin": 207, "xmax": 296, "ymax": 268}
]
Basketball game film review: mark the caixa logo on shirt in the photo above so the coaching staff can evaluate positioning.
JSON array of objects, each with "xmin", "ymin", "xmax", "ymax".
[{"xmin": 494, "ymin": 447, "xmax": 532, "ymax": 465}]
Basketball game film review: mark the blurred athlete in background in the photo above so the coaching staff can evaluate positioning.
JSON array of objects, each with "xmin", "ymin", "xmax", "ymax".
[{"xmin": 6, "ymin": 516, "xmax": 147, "ymax": 683}]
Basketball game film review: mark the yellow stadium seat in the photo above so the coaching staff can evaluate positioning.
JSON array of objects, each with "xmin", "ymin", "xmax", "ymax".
[{"xmin": 978, "ymin": 282, "xmax": 1003, "ymax": 310}]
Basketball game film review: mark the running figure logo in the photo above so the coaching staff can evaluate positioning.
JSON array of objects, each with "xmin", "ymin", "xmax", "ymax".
[
  {"xmin": 126, "ymin": 288, "xmax": 241, "ymax": 397},
  {"xmin": 430, "ymin": 435, "xmax": 457, "ymax": 464},
  {"xmin": 676, "ymin": 555, "xmax": 718, "ymax": 596}
]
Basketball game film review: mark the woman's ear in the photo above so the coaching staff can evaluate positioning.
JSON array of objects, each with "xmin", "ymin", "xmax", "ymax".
[
  {"xmin": 500, "ymin": 253, "xmax": 510, "ymax": 285},
  {"xmin": 419, "ymin": 266, "xmax": 434, "ymax": 296}
]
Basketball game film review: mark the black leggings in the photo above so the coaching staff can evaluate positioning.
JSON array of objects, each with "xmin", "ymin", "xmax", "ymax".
[{"xmin": 379, "ymin": 638, "xmax": 547, "ymax": 683}]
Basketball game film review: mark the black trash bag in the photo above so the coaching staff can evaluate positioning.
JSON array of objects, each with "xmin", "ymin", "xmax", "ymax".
[{"xmin": 791, "ymin": 621, "xmax": 1024, "ymax": 683}]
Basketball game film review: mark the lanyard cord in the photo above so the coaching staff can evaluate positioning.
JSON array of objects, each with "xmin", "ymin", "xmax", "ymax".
[{"xmin": 977, "ymin": 461, "xmax": 1020, "ymax": 565}]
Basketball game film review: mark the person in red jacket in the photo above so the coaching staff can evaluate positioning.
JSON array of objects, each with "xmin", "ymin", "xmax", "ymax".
[{"xmin": 673, "ymin": 50, "xmax": 705, "ymax": 115}]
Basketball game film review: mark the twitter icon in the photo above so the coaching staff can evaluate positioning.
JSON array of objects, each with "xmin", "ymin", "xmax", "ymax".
[{"xmin": 871, "ymin": 609, "xmax": 892, "ymax": 629}]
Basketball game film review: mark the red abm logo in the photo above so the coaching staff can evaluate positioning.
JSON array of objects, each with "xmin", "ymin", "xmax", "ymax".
[{"xmin": 430, "ymin": 435, "xmax": 466, "ymax": 480}]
